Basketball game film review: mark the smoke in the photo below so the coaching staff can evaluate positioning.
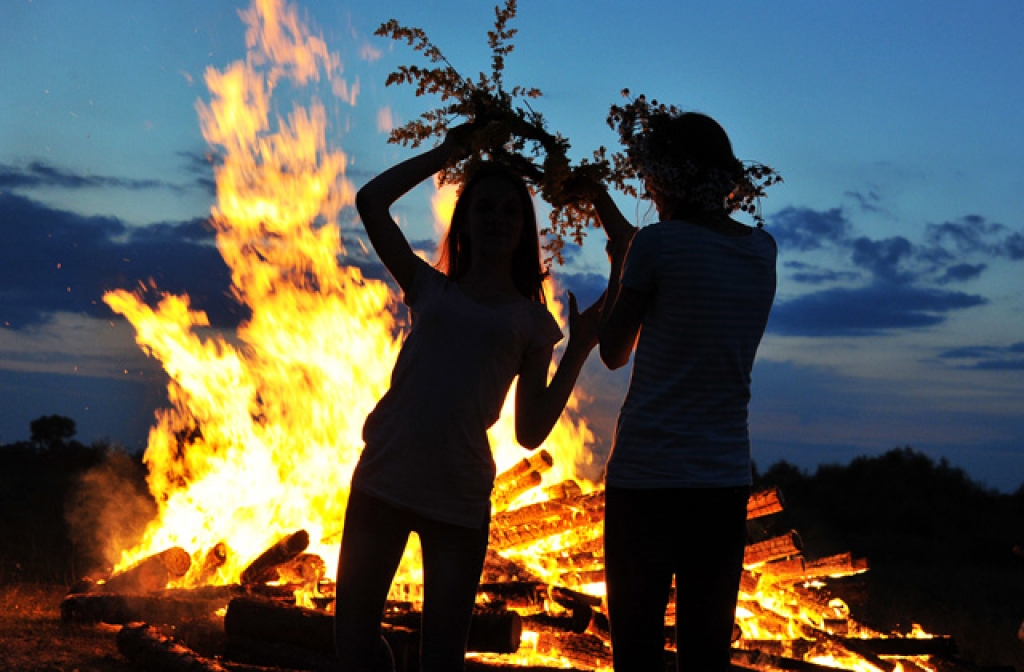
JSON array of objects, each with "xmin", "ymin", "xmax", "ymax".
[{"xmin": 65, "ymin": 449, "xmax": 158, "ymax": 575}]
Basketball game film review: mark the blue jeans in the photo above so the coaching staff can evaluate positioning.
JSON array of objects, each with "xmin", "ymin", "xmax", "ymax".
[
  {"xmin": 604, "ymin": 485, "xmax": 749, "ymax": 672},
  {"xmin": 335, "ymin": 488, "xmax": 490, "ymax": 672}
]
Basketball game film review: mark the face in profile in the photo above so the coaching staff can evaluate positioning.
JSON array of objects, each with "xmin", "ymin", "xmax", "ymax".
[{"xmin": 464, "ymin": 175, "xmax": 525, "ymax": 259}]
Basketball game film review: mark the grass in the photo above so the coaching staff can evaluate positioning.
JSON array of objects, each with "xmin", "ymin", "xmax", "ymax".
[{"xmin": 0, "ymin": 583, "xmax": 135, "ymax": 672}]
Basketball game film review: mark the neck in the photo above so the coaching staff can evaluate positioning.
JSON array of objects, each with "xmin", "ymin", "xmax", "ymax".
[{"xmin": 459, "ymin": 261, "xmax": 521, "ymax": 302}]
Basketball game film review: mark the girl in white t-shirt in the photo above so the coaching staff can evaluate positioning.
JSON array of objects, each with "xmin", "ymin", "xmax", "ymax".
[{"xmin": 335, "ymin": 124, "xmax": 602, "ymax": 672}]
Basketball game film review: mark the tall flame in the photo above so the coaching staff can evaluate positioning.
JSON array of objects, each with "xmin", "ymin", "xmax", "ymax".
[{"xmin": 102, "ymin": 0, "xmax": 595, "ymax": 587}]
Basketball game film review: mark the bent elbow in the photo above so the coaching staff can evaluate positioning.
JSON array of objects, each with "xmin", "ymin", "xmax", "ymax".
[
  {"xmin": 514, "ymin": 424, "xmax": 545, "ymax": 452},
  {"xmin": 599, "ymin": 343, "xmax": 629, "ymax": 371}
]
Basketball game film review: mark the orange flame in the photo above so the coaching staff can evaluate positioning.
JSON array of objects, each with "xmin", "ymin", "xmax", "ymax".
[{"xmin": 102, "ymin": 0, "xmax": 595, "ymax": 590}]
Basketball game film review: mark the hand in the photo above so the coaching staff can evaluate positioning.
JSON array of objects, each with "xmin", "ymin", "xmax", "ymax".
[
  {"xmin": 442, "ymin": 122, "xmax": 477, "ymax": 160},
  {"xmin": 567, "ymin": 290, "xmax": 604, "ymax": 352}
]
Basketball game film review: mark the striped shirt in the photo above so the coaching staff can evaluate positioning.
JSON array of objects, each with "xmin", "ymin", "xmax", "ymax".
[{"xmin": 605, "ymin": 220, "xmax": 777, "ymax": 488}]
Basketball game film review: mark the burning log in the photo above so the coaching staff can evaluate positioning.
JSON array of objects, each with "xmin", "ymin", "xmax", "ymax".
[
  {"xmin": 746, "ymin": 486, "xmax": 784, "ymax": 519},
  {"xmin": 275, "ymin": 552, "xmax": 327, "ymax": 587},
  {"xmin": 482, "ymin": 548, "xmax": 544, "ymax": 583},
  {"xmin": 523, "ymin": 608, "xmax": 592, "ymax": 634},
  {"xmin": 103, "ymin": 546, "xmax": 192, "ymax": 593},
  {"xmin": 755, "ymin": 556, "xmax": 806, "ymax": 580},
  {"xmin": 477, "ymin": 580, "xmax": 547, "ymax": 609},
  {"xmin": 532, "ymin": 631, "xmax": 611, "ymax": 670},
  {"xmin": 801, "ymin": 552, "xmax": 869, "ymax": 579},
  {"xmin": 239, "ymin": 529, "xmax": 310, "ymax": 586},
  {"xmin": 543, "ymin": 479, "xmax": 583, "ymax": 500},
  {"xmin": 197, "ymin": 542, "xmax": 228, "ymax": 584},
  {"xmin": 494, "ymin": 488, "xmax": 787, "ymax": 553},
  {"xmin": 742, "ymin": 530, "xmax": 803, "ymax": 566},
  {"xmin": 117, "ymin": 622, "xmax": 230, "ymax": 672},
  {"xmin": 490, "ymin": 493, "xmax": 604, "ymax": 551},
  {"xmin": 492, "ymin": 450, "xmax": 554, "ymax": 511}
]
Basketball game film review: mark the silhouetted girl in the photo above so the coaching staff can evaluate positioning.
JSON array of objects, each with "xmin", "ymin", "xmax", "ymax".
[
  {"xmin": 335, "ymin": 124, "xmax": 601, "ymax": 672},
  {"xmin": 593, "ymin": 111, "xmax": 777, "ymax": 672}
]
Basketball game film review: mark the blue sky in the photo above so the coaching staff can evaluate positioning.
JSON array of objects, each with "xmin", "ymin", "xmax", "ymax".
[{"xmin": 2, "ymin": 1, "xmax": 1023, "ymax": 492}]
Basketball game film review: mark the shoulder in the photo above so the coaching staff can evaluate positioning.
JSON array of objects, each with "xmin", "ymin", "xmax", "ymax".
[
  {"xmin": 750, "ymin": 227, "xmax": 778, "ymax": 255},
  {"xmin": 405, "ymin": 259, "xmax": 447, "ymax": 304}
]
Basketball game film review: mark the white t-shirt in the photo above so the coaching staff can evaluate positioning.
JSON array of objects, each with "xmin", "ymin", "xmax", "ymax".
[
  {"xmin": 353, "ymin": 262, "xmax": 563, "ymax": 528},
  {"xmin": 606, "ymin": 220, "xmax": 777, "ymax": 489}
]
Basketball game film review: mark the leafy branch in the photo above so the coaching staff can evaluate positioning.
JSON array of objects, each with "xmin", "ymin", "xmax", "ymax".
[{"xmin": 375, "ymin": 1, "xmax": 609, "ymax": 265}]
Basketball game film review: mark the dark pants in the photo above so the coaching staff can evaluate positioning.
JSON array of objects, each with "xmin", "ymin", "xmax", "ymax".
[
  {"xmin": 334, "ymin": 488, "xmax": 490, "ymax": 672},
  {"xmin": 604, "ymin": 485, "xmax": 749, "ymax": 672}
]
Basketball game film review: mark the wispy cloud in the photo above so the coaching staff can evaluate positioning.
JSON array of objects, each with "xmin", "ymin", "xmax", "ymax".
[
  {"xmin": 936, "ymin": 342, "xmax": 1024, "ymax": 370},
  {"xmin": 768, "ymin": 285, "xmax": 986, "ymax": 336},
  {"xmin": 0, "ymin": 157, "xmax": 216, "ymax": 196}
]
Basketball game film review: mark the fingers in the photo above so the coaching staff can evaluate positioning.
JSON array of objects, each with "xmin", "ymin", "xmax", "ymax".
[{"xmin": 567, "ymin": 291, "xmax": 579, "ymax": 315}]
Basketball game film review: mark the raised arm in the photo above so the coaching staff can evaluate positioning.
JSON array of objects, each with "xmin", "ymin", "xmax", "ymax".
[
  {"xmin": 514, "ymin": 292, "xmax": 602, "ymax": 450},
  {"xmin": 354, "ymin": 128, "xmax": 469, "ymax": 293}
]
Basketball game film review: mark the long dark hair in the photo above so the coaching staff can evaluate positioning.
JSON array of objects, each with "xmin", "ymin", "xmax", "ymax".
[{"xmin": 436, "ymin": 162, "xmax": 547, "ymax": 304}]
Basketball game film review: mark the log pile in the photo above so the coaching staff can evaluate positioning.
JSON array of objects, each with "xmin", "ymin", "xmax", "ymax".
[{"xmin": 66, "ymin": 451, "xmax": 969, "ymax": 671}]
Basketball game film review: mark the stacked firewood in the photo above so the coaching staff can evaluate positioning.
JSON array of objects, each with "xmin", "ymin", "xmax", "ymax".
[{"xmin": 61, "ymin": 451, "xmax": 961, "ymax": 671}]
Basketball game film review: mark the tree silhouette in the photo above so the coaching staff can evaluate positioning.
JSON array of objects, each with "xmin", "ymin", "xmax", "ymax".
[{"xmin": 29, "ymin": 414, "xmax": 77, "ymax": 449}]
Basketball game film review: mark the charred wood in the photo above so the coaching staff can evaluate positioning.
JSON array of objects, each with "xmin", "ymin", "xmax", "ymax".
[
  {"xmin": 61, "ymin": 590, "xmax": 240, "ymax": 626},
  {"xmin": 224, "ymin": 596, "xmax": 522, "ymax": 656},
  {"xmin": 731, "ymin": 647, "xmax": 857, "ymax": 672},
  {"xmin": 239, "ymin": 530, "xmax": 309, "ymax": 586},
  {"xmin": 840, "ymin": 634, "xmax": 958, "ymax": 656},
  {"xmin": 103, "ymin": 546, "xmax": 192, "ymax": 593},
  {"xmin": 117, "ymin": 622, "xmax": 230, "ymax": 672},
  {"xmin": 224, "ymin": 596, "xmax": 336, "ymax": 655},
  {"xmin": 384, "ymin": 607, "xmax": 523, "ymax": 654},
  {"xmin": 223, "ymin": 635, "xmax": 341, "ymax": 672}
]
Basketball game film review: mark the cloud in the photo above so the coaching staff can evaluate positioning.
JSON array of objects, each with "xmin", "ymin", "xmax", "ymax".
[
  {"xmin": 936, "ymin": 342, "xmax": 1024, "ymax": 371},
  {"xmin": 769, "ymin": 206, "xmax": 850, "ymax": 252},
  {"xmin": 0, "ymin": 157, "xmax": 218, "ymax": 198},
  {"xmin": 768, "ymin": 284, "xmax": 987, "ymax": 337},
  {"xmin": 556, "ymin": 271, "xmax": 607, "ymax": 308},
  {"xmin": 0, "ymin": 192, "xmax": 240, "ymax": 330},
  {"xmin": 767, "ymin": 205, "xmax": 1022, "ymax": 337},
  {"xmin": 936, "ymin": 263, "xmax": 986, "ymax": 284},
  {"xmin": 844, "ymin": 189, "xmax": 884, "ymax": 213},
  {"xmin": 783, "ymin": 261, "xmax": 860, "ymax": 286},
  {"xmin": 849, "ymin": 235, "xmax": 915, "ymax": 283},
  {"xmin": 0, "ymin": 160, "xmax": 177, "ymax": 193}
]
